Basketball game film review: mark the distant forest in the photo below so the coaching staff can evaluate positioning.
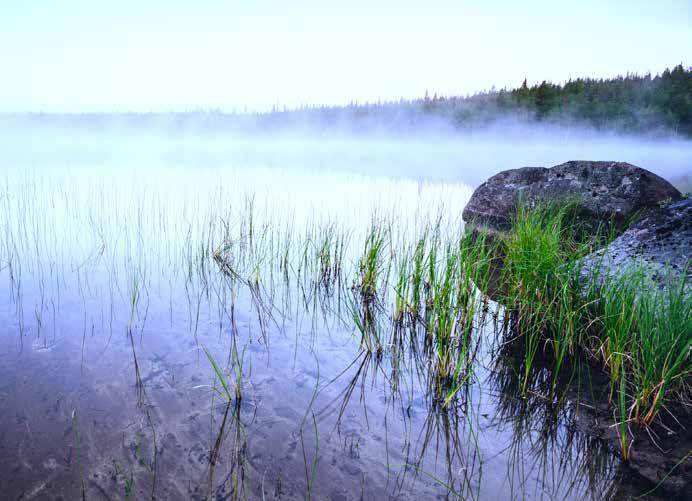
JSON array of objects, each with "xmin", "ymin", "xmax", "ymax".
[
  {"xmin": 284, "ymin": 64, "xmax": 691, "ymax": 137},
  {"xmin": 6, "ymin": 65, "xmax": 691, "ymax": 138},
  {"xmin": 440, "ymin": 64, "xmax": 691, "ymax": 136}
]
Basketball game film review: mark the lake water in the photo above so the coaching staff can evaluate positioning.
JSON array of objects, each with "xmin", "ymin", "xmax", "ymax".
[{"xmin": 1, "ymin": 130, "xmax": 687, "ymax": 500}]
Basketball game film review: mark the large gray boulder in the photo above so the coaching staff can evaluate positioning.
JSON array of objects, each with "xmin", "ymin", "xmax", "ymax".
[
  {"xmin": 580, "ymin": 196, "xmax": 691, "ymax": 294},
  {"xmin": 462, "ymin": 161, "xmax": 681, "ymax": 234}
]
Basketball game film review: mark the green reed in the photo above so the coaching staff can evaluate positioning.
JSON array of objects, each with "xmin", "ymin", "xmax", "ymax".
[
  {"xmin": 203, "ymin": 342, "xmax": 245, "ymax": 403},
  {"xmin": 393, "ymin": 249, "xmax": 411, "ymax": 324},
  {"xmin": 347, "ymin": 289, "xmax": 382, "ymax": 355},
  {"xmin": 356, "ymin": 221, "xmax": 387, "ymax": 301},
  {"xmin": 617, "ymin": 368, "xmax": 631, "ymax": 461},
  {"xmin": 496, "ymin": 200, "xmax": 690, "ymax": 451},
  {"xmin": 409, "ymin": 234, "xmax": 428, "ymax": 319},
  {"xmin": 593, "ymin": 265, "xmax": 690, "ymax": 425},
  {"xmin": 499, "ymin": 201, "xmax": 594, "ymax": 394}
]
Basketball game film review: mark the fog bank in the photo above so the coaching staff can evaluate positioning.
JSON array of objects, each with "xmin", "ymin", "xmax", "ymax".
[{"xmin": 0, "ymin": 117, "xmax": 690, "ymax": 188}]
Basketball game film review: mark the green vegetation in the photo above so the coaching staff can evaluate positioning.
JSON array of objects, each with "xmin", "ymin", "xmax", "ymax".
[
  {"xmin": 270, "ymin": 64, "xmax": 692, "ymax": 137},
  {"xmin": 592, "ymin": 267, "xmax": 690, "ymax": 425},
  {"xmin": 16, "ymin": 65, "xmax": 690, "ymax": 138},
  {"xmin": 499, "ymin": 201, "xmax": 607, "ymax": 393},
  {"xmin": 203, "ymin": 340, "xmax": 245, "ymax": 403},
  {"xmin": 211, "ymin": 195, "xmax": 689, "ymax": 451},
  {"xmin": 445, "ymin": 64, "xmax": 692, "ymax": 136},
  {"xmin": 495, "ymin": 202, "xmax": 690, "ymax": 456}
]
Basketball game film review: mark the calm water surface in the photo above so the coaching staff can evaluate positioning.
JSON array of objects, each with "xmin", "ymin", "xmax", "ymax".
[{"xmin": 0, "ymin": 135, "xmax": 675, "ymax": 500}]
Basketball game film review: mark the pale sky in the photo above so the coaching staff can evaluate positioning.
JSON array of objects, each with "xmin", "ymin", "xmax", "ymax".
[{"xmin": 1, "ymin": 1, "xmax": 689, "ymax": 112}]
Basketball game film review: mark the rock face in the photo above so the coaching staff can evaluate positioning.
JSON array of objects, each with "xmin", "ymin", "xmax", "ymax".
[
  {"xmin": 580, "ymin": 197, "xmax": 691, "ymax": 294},
  {"xmin": 462, "ymin": 161, "xmax": 681, "ymax": 234}
]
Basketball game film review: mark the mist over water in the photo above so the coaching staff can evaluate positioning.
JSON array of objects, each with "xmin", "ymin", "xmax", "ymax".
[{"xmin": 1, "ymin": 119, "xmax": 690, "ymax": 187}]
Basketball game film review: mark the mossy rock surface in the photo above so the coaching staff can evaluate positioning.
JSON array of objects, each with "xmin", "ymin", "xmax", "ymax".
[
  {"xmin": 580, "ymin": 196, "xmax": 691, "ymax": 296},
  {"xmin": 462, "ymin": 161, "xmax": 681, "ymax": 235}
]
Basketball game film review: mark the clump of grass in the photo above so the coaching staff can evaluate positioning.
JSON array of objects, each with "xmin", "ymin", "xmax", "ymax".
[
  {"xmin": 427, "ymin": 244, "xmax": 461, "ymax": 397},
  {"xmin": 409, "ymin": 234, "xmax": 428, "ymax": 319},
  {"xmin": 356, "ymin": 222, "xmax": 387, "ymax": 301},
  {"xmin": 315, "ymin": 223, "xmax": 344, "ymax": 289},
  {"xmin": 497, "ymin": 200, "xmax": 690, "ymax": 456},
  {"xmin": 500, "ymin": 201, "xmax": 591, "ymax": 394},
  {"xmin": 347, "ymin": 289, "xmax": 382, "ymax": 356},
  {"xmin": 393, "ymin": 250, "xmax": 411, "ymax": 325},
  {"xmin": 417, "ymin": 233, "xmax": 496, "ymax": 407},
  {"xmin": 593, "ymin": 265, "xmax": 690, "ymax": 425}
]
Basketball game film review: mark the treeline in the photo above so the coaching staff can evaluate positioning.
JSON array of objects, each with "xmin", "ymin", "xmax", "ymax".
[
  {"xmin": 288, "ymin": 64, "xmax": 691, "ymax": 137},
  {"xmin": 5, "ymin": 65, "xmax": 690, "ymax": 137},
  {"xmin": 439, "ymin": 64, "xmax": 691, "ymax": 136}
]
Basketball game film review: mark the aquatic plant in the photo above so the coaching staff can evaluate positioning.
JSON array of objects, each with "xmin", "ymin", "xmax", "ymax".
[
  {"xmin": 203, "ymin": 344, "xmax": 244, "ymax": 403},
  {"xmin": 593, "ymin": 265, "xmax": 691, "ymax": 425},
  {"xmin": 356, "ymin": 221, "xmax": 388, "ymax": 302},
  {"xmin": 497, "ymin": 200, "xmax": 690, "ymax": 443}
]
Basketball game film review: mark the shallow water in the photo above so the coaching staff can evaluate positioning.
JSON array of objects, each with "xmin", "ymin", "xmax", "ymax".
[{"xmin": 0, "ymin": 134, "xmax": 682, "ymax": 500}]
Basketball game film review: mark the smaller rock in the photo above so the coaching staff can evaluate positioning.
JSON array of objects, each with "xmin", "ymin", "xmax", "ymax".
[{"xmin": 580, "ymin": 197, "xmax": 691, "ymax": 295}]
